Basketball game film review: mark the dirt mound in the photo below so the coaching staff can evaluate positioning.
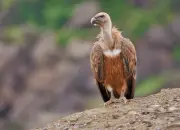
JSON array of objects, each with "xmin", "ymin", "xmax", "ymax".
[{"xmin": 32, "ymin": 88, "xmax": 180, "ymax": 130}]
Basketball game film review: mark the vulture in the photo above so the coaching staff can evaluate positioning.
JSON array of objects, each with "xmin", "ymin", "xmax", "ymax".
[{"xmin": 90, "ymin": 12, "xmax": 137, "ymax": 106}]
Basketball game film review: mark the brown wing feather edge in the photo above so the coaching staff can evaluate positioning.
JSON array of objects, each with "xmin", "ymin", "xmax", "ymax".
[
  {"xmin": 126, "ymin": 76, "xmax": 136, "ymax": 99},
  {"xmin": 120, "ymin": 37, "xmax": 137, "ymax": 99},
  {"xmin": 90, "ymin": 42, "xmax": 111, "ymax": 102},
  {"xmin": 90, "ymin": 43, "xmax": 103, "ymax": 82},
  {"xmin": 96, "ymin": 80, "xmax": 111, "ymax": 102}
]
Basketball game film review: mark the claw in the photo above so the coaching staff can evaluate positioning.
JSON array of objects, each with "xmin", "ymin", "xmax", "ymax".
[
  {"xmin": 111, "ymin": 99, "xmax": 120, "ymax": 103},
  {"xmin": 119, "ymin": 96, "xmax": 128, "ymax": 104},
  {"xmin": 103, "ymin": 100, "xmax": 113, "ymax": 107},
  {"xmin": 112, "ymin": 96, "xmax": 128, "ymax": 104}
]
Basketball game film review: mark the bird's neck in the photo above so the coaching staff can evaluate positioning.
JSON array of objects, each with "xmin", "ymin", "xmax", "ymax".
[{"xmin": 101, "ymin": 22, "xmax": 114, "ymax": 50}]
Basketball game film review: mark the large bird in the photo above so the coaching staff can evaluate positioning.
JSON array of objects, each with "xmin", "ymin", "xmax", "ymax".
[{"xmin": 90, "ymin": 12, "xmax": 137, "ymax": 106}]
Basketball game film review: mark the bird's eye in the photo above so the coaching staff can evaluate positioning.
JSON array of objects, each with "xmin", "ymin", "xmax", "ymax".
[{"xmin": 99, "ymin": 15, "xmax": 104, "ymax": 18}]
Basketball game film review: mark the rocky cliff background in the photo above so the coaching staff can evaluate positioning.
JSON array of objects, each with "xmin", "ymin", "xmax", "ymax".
[{"xmin": 0, "ymin": 0, "xmax": 180, "ymax": 130}]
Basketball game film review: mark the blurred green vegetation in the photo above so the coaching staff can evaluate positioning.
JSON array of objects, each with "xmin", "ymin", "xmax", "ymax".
[
  {"xmin": 135, "ymin": 75, "xmax": 167, "ymax": 97},
  {"xmin": 100, "ymin": 0, "xmax": 173, "ymax": 39},
  {"xmin": 135, "ymin": 71, "xmax": 180, "ymax": 97},
  {"xmin": 172, "ymin": 45, "xmax": 180, "ymax": 61},
  {"xmin": 1, "ymin": 0, "xmax": 174, "ymax": 45}
]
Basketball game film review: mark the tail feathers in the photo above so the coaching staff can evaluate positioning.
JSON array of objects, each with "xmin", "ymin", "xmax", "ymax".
[
  {"xmin": 96, "ymin": 81, "xmax": 111, "ymax": 102},
  {"xmin": 125, "ymin": 76, "xmax": 136, "ymax": 99}
]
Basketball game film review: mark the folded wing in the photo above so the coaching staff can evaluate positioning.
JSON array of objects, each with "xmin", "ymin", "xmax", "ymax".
[
  {"xmin": 120, "ymin": 38, "xmax": 137, "ymax": 99},
  {"xmin": 90, "ymin": 42, "xmax": 110, "ymax": 102}
]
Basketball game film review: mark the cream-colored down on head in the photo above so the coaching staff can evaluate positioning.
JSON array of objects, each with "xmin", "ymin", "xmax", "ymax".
[{"xmin": 91, "ymin": 12, "xmax": 121, "ymax": 57}]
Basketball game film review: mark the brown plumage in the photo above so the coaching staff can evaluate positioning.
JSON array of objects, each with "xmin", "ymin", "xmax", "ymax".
[{"xmin": 90, "ymin": 12, "xmax": 137, "ymax": 106}]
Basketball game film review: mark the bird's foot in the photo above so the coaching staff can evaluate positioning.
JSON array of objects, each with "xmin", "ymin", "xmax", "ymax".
[
  {"xmin": 103, "ymin": 100, "xmax": 113, "ymax": 107},
  {"xmin": 112, "ymin": 96, "xmax": 128, "ymax": 104},
  {"xmin": 111, "ymin": 99, "xmax": 120, "ymax": 103},
  {"xmin": 119, "ymin": 96, "xmax": 128, "ymax": 104}
]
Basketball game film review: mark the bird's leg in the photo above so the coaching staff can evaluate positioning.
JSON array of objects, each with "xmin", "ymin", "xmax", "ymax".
[
  {"xmin": 103, "ymin": 92, "xmax": 114, "ymax": 107},
  {"xmin": 119, "ymin": 90, "xmax": 128, "ymax": 104},
  {"xmin": 112, "ymin": 90, "xmax": 128, "ymax": 104},
  {"xmin": 103, "ymin": 92, "xmax": 120, "ymax": 107},
  {"xmin": 102, "ymin": 85, "xmax": 115, "ymax": 107},
  {"xmin": 100, "ymin": 100, "xmax": 112, "ymax": 107},
  {"xmin": 110, "ymin": 91, "xmax": 118, "ymax": 103}
]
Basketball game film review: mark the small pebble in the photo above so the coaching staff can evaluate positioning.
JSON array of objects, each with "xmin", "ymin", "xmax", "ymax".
[
  {"xmin": 147, "ymin": 108, "xmax": 154, "ymax": 112},
  {"xmin": 167, "ymin": 120, "xmax": 180, "ymax": 128},
  {"xmin": 142, "ymin": 111, "xmax": 150, "ymax": 115},
  {"xmin": 104, "ymin": 122, "xmax": 111, "ymax": 128},
  {"xmin": 150, "ymin": 105, "xmax": 161, "ymax": 108},
  {"xmin": 143, "ymin": 121, "xmax": 152, "ymax": 127},
  {"xmin": 64, "ymin": 127, "xmax": 69, "ymax": 130},
  {"xmin": 127, "ymin": 110, "xmax": 137, "ymax": 115},
  {"xmin": 73, "ymin": 124, "xmax": 79, "ymax": 129},
  {"xmin": 168, "ymin": 106, "xmax": 178, "ymax": 112},
  {"xmin": 129, "ymin": 120, "xmax": 136, "ymax": 124},
  {"xmin": 157, "ymin": 107, "xmax": 165, "ymax": 112},
  {"xmin": 112, "ymin": 114, "xmax": 119, "ymax": 119},
  {"xmin": 69, "ymin": 117, "xmax": 78, "ymax": 122},
  {"xmin": 149, "ymin": 105, "xmax": 165, "ymax": 112},
  {"xmin": 85, "ymin": 119, "xmax": 92, "ymax": 125},
  {"xmin": 169, "ymin": 117, "xmax": 175, "ymax": 122}
]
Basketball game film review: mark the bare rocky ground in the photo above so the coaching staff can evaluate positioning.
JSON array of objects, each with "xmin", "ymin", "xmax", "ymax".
[{"xmin": 32, "ymin": 88, "xmax": 180, "ymax": 130}]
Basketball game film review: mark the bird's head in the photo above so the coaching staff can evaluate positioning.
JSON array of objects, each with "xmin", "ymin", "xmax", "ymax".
[{"xmin": 90, "ymin": 12, "xmax": 111, "ymax": 28}]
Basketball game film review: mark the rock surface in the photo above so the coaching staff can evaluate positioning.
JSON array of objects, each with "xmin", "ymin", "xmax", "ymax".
[{"xmin": 33, "ymin": 88, "xmax": 180, "ymax": 130}]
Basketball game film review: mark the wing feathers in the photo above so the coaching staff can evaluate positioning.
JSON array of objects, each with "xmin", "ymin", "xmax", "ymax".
[
  {"xmin": 96, "ymin": 81, "xmax": 111, "ymax": 102},
  {"xmin": 125, "ymin": 76, "xmax": 136, "ymax": 99},
  {"xmin": 90, "ymin": 43, "xmax": 104, "ymax": 82},
  {"xmin": 120, "ymin": 37, "xmax": 137, "ymax": 99}
]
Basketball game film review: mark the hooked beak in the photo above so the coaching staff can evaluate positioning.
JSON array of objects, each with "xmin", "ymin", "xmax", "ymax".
[{"xmin": 91, "ymin": 17, "xmax": 98, "ymax": 26}]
